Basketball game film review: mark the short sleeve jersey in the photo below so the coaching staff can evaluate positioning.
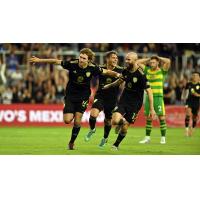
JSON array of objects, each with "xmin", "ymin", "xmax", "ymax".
[{"xmin": 61, "ymin": 59, "xmax": 103, "ymax": 101}]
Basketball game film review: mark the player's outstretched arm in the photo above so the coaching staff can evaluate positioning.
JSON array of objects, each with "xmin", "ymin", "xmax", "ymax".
[
  {"xmin": 102, "ymin": 78, "xmax": 124, "ymax": 90},
  {"xmin": 29, "ymin": 56, "xmax": 62, "ymax": 65},
  {"xmin": 146, "ymin": 88, "xmax": 156, "ymax": 120},
  {"xmin": 158, "ymin": 57, "xmax": 171, "ymax": 71},
  {"xmin": 135, "ymin": 58, "xmax": 150, "ymax": 70},
  {"xmin": 101, "ymin": 69, "xmax": 121, "ymax": 78}
]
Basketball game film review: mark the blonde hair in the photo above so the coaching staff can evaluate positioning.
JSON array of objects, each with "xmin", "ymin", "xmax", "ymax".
[{"xmin": 80, "ymin": 48, "xmax": 95, "ymax": 62}]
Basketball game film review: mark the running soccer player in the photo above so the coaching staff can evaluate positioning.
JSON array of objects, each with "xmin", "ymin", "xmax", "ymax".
[
  {"xmin": 84, "ymin": 51, "xmax": 124, "ymax": 147},
  {"xmin": 29, "ymin": 48, "xmax": 121, "ymax": 150},
  {"xmin": 103, "ymin": 52, "xmax": 156, "ymax": 150},
  {"xmin": 182, "ymin": 72, "xmax": 200, "ymax": 136},
  {"xmin": 136, "ymin": 56, "xmax": 171, "ymax": 144}
]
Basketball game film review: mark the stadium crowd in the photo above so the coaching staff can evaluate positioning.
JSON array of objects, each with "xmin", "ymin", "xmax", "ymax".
[{"xmin": 0, "ymin": 43, "xmax": 200, "ymax": 105}]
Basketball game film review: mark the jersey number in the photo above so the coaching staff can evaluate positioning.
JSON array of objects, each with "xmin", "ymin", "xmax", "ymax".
[{"xmin": 158, "ymin": 105, "xmax": 162, "ymax": 112}]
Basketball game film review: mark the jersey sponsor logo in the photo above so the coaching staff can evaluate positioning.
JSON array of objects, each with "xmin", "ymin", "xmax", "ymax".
[
  {"xmin": 77, "ymin": 76, "xmax": 84, "ymax": 83},
  {"xmin": 86, "ymin": 72, "xmax": 91, "ymax": 77},
  {"xmin": 73, "ymin": 70, "xmax": 77, "ymax": 74},
  {"xmin": 106, "ymin": 78, "xmax": 112, "ymax": 84},
  {"xmin": 133, "ymin": 77, "xmax": 138, "ymax": 83}
]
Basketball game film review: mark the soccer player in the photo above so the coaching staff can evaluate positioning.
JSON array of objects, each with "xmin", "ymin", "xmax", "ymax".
[
  {"xmin": 103, "ymin": 52, "xmax": 156, "ymax": 150},
  {"xmin": 84, "ymin": 51, "xmax": 124, "ymax": 147},
  {"xmin": 29, "ymin": 48, "xmax": 121, "ymax": 150},
  {"xmin": 136, "ymin": 56, "xmax": 171, "ymax": 144},
  {"xmin": 182, "ymin": 72, "xmax": 200, "ymax": 136}
]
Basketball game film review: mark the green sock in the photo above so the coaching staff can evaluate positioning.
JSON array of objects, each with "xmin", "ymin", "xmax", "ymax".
[
  {"xmin": 146, "ymin": 120, "xmax": 152, "ymax": 136},
  {"xmin": 160, "ymin": 119, "xmax": 167, "ymax": 137}
]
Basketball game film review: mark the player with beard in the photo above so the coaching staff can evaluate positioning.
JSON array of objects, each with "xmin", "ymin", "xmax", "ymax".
[{"xmin": 103, "ymin": 52, "xmax": 156, "ymax": 150}]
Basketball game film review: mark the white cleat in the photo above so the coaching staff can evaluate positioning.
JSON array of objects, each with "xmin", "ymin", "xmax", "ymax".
[
  {"xmin": 139, "ymin": 137, "xmax": 150, "ymax": 144},
  {"xmin": 111, "ymin": 145, "xmax": 119, "ymax": 151},
  {"xmin": 160, "ymin": 137, "xmax": 166, "ymax": 144}
]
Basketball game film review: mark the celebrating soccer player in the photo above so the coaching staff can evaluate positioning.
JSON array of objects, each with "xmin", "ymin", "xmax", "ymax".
[
  {"xmin": 103, "ymin": 52, "xmax": 156, "ymax": 150},
  {"xmin": 136, "ymin": 56, "xmax": 171, "ymax": 144},
  {"xmin": 84, "ymin": 51, "xmax": 124, "ymax": 147},
  {"xmin": 29, "ymin": 48, "xmax": 121, "ymax": 150},
  {"xmin": 182, "ymin": 72, "xmax": 200, "ymax": 136}
]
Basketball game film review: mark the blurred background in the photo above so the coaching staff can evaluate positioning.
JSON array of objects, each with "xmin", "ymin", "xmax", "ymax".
[{"xmin": 0, "ymin": 43, "xmax": 200, "ymax": 106}]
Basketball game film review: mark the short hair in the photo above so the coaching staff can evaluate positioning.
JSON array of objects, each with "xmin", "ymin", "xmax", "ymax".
[
  {"xmin": 150, "ymin": 56, "xmax": 159, "ymax": 62},
  {"xmin": 80, "ymin": 48, "xmax": 95, "ymax": 62},
  {"xmin": 105, "ymin": 50, "xmax": 118, "ymax": 59},
  {"xmin": 192, "ymin": 71, "xmax": 200, "ymax": 76}
]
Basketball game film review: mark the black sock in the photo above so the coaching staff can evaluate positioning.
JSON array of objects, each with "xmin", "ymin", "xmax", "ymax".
[
  {"xmin": 104, "ymin": 124, "xmax": 112, "ymax": 139},
  {"xmin": 113, "ymin": 131, "xmax": 126, "ymax": 147},
  {"xmin": 69, "ymin": 126, "xmax": 81, "ymax": 144},
  {"xmin": 185, "ymin": 115, "xmax": 190, "ymax": 128},
  {"xmin": 192, "ymin": 116, "xmax": 197, "ymax": 128},
  {"xmin": 89, "ymin": 116, "xmax": 96, "ymax": 130}
]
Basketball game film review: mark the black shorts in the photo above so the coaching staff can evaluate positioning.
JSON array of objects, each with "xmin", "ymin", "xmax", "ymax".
[
  {"xmin": 92, "ymin": 95, "xmax": 117, "ymax": 119},
  {"xmin": 114, "ymin": 101, "xmax": 142, "ymax": 124},
  {"xmin": 186, "ymin": 100, "xmax": 200, "ymax": 116},
  {"xmin": 63, "ymin": 97, "xmax": 89, "ymax": 114}
]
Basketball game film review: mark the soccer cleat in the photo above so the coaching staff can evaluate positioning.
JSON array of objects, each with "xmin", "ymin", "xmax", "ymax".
[
  {"xmin": 68, "ymin": 142, "xmax": 75, "ymax": 150},
  {"xmin": 160, "ymin": 137, "xmax": 166, "ymax": 144},
  {"xmin": 111, "ymin": 145, "xmax": 119, "ymax": 151},
  {"xmin": 115, "ymin": 124, "xmax": 122, "ymax": 134},
  {"xmin": 139, "ymin": 137, "xmax": 150, "ymax": 144},
  {"xmin": 84, "ymin": 128, "xmax": 96, "ymax": 142},
  {"xmin": 99, "ymin": 138, "xmax": 108, "ymax": 148}
]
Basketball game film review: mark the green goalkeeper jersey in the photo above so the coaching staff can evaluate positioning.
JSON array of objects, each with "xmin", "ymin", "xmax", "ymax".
[{"xmin": 144, "ymin": 66, "xmax": 168, "ymax": 97}]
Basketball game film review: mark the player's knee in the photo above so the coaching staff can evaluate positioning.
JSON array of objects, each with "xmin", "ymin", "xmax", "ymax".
[
  {"xmin": 63, "ymin": 119, "xmax": 72, "ymax": 124},
  {"xmin": 112, "ymin": 118, "xmax": 119, "ymax": 125},
  {"xmin": 186, "ymin": 108, "xmax": 192, "ymax": 116},
  {"xmin": 159, "ymin": 116, "xmax": 165, "ymax": 121},
  {"xmin": 90, "ymin": 109, "xmax": 100, "ymax": 118}
]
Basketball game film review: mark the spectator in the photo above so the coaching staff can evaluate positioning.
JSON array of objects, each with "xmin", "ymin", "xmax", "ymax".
[
  {"xmin": 21, "ymin": 89, "xmax": 31, "ymax": 103},
  {"xmin": 2, "ymin": 86, "xmax": 13, "ymax": 104},
  {"xmin": 6, "ymin": 50, "xmax": 19, "ymax": 74}
]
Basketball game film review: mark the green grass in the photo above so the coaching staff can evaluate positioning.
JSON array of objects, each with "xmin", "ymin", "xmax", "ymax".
[{"xmin": 0, "ymin": 127, "xmax": 199, "ymax": 155}]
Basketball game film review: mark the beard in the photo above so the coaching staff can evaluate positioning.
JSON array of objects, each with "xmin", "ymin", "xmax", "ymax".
[{"xmin": 126, "ymin": 63, "xmax": 134, "ymax": 70}]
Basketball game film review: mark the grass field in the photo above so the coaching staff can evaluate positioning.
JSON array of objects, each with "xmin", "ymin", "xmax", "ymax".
[{"xmin": 0, "ymin": 127, "xmax": 199, "ymax": 155}]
